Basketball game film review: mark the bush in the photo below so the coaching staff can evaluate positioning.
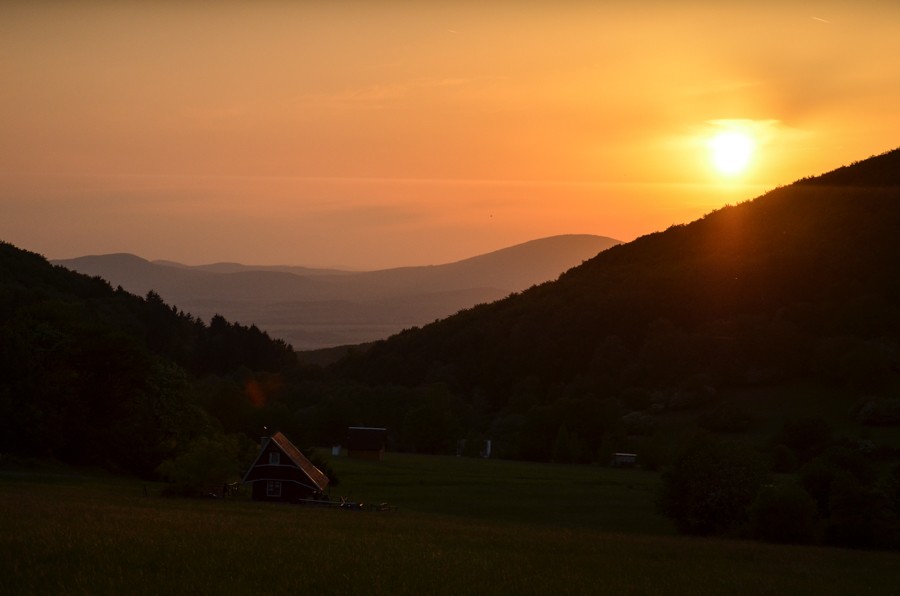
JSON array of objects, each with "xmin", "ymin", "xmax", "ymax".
[
  {"xmin": 658, "ymin": 435, "xmax": 769, "ymax": 536},
  {"xmin": 749, "ymin": 482, "xmax": 818, "ymax": 544},
  {"xmin": 825, "ymin": 472, "xmax": 895, "ymax": 549},
  {"xmin": 776, "ymin": 417, "xmax": 833, "ymax": 463},
  {"xmin": 799, "ymin": 446, "xmax": 877, "ymax": 517},
  {"xmin": 794, "ymin": 448, "xmax": 900, "ymax": 548},
  {"xmin": 857, "ymin": 399, "xmax": 900, "ymax": 426},
  {"xmin": 619, "ymin": 387, "xmax": 651, "ymax": 411},
  {"xmin": 881, "ymin": 463, "xmax": 900, "ymax": 517},
  {"xmin": 305, "ymin": 447, "xmax": 340, "ymax": 487},
  {"xmin": 157, "ymin": 433, "xmax": 255, "ymax": 496},
  {"xmin": 770, "ymin": 444, "xmax": 798, "ymax": 473},
  {"xmin": 698, "ymin": 403, "xmax": 754, "ymax": 433}
]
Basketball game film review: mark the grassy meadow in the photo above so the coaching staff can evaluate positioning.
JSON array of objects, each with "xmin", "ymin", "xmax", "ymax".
[{"xmin": 3, "ymin": 454, "xmax": 900, "ymax": 595}]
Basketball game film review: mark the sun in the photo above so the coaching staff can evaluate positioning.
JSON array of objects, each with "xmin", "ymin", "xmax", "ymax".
[{"xmin": 708, "ymin": 130, "xmax": 755, "ymax": 175}]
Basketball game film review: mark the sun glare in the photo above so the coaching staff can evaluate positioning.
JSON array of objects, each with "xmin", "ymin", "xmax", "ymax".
[{"xmin": 708, "ymin": 131, "xmax": 755, "ymax": 175}]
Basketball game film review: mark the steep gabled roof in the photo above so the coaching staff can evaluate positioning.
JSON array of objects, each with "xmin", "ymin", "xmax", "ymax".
[
  {"xmin": 271, "ymin": 432, "xmax": 330, "ymax": 491},
  {"xmin": 242, "ymin": 431, "xmax": 330, "ymax": 492}
]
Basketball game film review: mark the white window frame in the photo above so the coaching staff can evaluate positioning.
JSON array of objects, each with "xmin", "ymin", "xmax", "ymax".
[
  {"xmin": 266, "ymin": 480, "xmax": 282, "ymax": 497},
  {"xmin": 268, "ymin": 452, "xmax": 280, "ymax": 465}
]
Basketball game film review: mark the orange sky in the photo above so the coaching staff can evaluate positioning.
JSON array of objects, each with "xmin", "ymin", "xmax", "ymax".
[{"xmin": 2, "ymin": 1, "xmax": 899, "ymax": 269}]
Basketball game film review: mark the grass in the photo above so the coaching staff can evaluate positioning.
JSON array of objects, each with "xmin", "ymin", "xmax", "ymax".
[
  {"xmin": 3, "ymin": 455, "xmax": 900, "ymax": 595},
  {"xmin": 329, "ymin": 453, "xmax": 671, "ymax": 534}
]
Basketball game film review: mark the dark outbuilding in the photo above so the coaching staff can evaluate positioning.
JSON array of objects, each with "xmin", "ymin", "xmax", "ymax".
[{"xmin": 242, "ymin": 432, "xmax": 330, "ymax": 502}]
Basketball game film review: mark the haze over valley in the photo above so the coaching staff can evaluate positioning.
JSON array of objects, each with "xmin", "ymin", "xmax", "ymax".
[{"xmin": 54, "ymin": 234, "xmax": 620, "ymax": 350}]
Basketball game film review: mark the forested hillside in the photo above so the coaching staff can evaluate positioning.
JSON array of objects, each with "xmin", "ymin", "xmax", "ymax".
[
  {"xmin": 0, "ymin": 242, "xmax": 297, "ymax": 478},
  {"xmin": 332, "ymin": 149, "xmax": 900, "ymax": 461}
]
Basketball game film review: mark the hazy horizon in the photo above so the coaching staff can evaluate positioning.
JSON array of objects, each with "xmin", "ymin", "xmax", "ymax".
[
  {"xmin": 56, "ymin": 231, "xmax": 622, "ymax": 272},
  {"xmin": 2, "ymin": 1, "xmax": 899, "ymax": 269}
]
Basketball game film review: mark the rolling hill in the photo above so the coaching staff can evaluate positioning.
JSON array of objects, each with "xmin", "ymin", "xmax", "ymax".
[
  {"xmin": 0, "ymin": 241, "xmax": 297, "ymax": 476},
  {"xmin": 53, "ymin": 234, "xmax": 620, "ymax": 349},
  {"xmin": 334, "ymin": 148, "xmax": 900, "ymax": 460}
]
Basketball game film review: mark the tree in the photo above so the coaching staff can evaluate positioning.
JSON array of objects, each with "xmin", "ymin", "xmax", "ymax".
[
  {"xmin": 796, "ymin": 448, "xmax": 897, "ymax": 548},
  {"xmin": 825, "ymin": 472, "xmax": 894, "ymax": 549},
  {"xmin": 400, "ymin": 385, "xmax": 461, "ymax": 454},
  {"xmin": 881, "ymin": 463, "xmax": 900, "ymax": 517},
  {"xmin": 551, "ymin": 425, "xmax": 581, "ymax": 463},
  {"xmin": 798, "ymin": 446, "xmax": 876, "ymax": 517},
  {"xmin": 776, "ymin": 417, "xmax": 833, "ymax": 464},
  {"xmin": 659, "ymin": 435, "xmax": 769, "ymax": 536},
  {"xmin": 749, "ymin": 482, "xmax": 818, "ymax": 544},
  {"xmin": 156, "ymin": 434, "xmax": 255, "ymax": 496}
]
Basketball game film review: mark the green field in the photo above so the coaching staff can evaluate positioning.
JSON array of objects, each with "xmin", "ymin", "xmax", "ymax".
[{"xmin": 3, "ymin": 454, "xmax": 899, "ymax": 595}]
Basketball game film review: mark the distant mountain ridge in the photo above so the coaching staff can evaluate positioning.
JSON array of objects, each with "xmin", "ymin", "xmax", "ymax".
[
  {"xmin": 54, "ymin": 234, "xmax": 620, "ymax": 349},
  {"xmin": 153, "ymin": 260, "xmax": 353, "ymax": 277}
]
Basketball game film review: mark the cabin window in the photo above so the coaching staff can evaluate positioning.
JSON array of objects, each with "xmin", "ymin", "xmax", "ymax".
[
  {"xmin": 268, "ymin": 452, "xmax": 280, "ymax": 465},
  {"xmin": 266, "ymin": 481, "xmax": 282, "ymax": 497}
]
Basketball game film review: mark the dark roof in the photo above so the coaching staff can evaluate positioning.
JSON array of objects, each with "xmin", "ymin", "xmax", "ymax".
[
  {"xmin": 346, "ymin": 427, "xmax": 387, "ymax": 451},
  {"xmin": 242, "ymin": 432, "xmax": 330, "ymax": 491}
]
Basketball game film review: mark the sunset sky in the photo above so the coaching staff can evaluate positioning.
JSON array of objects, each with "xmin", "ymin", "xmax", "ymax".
[{"xmin": 2, "ymin": 1, "xmax": 899, "ymax": 269}]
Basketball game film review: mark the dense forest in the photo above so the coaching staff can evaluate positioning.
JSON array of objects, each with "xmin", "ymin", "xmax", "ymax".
[
  {"xmin": 0, "ymin": 243, "xmax": 298, "ymax": 478},
  {"xmin": 331, "ymin": 148, "xmax": 900, "ymax": 463}
]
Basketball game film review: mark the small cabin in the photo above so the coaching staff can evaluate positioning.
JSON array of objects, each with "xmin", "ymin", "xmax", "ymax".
[
  {"xmin": 346, "ymin": 427, "xmax": 387, "ymax": 461},
  {"xmin": 242, "ymin": 432, "xmax": 330, "ymax": 502}
]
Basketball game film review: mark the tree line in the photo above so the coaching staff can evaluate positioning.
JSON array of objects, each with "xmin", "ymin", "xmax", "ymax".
[{"xmin": 0, "ymin": 242, "xmax": 295, "ymax": 481}]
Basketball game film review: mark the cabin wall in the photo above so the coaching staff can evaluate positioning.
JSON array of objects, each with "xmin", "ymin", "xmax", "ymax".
[
  {"xmin": 250, "ymin": 480, "xmax": 320, "ymax": 502},
  {"xmin": 245, "ymin": 465, "xmax": 312, "ymax": 483}
]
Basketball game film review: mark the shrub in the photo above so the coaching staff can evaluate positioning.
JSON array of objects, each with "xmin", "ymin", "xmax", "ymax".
[
  {"xmin": 698, "ymin": 403, "xmax": 754, "ymax": 433},
  {"xmin": 799, "ymin": 446, "xmax": 877, "ymax": 517},
  {"xmin": 857, "ymin": 399, "xmax": 900, "ymax": 426},
  {"xmin": 157, "ymin": 433, "xmax": 254, "ymax": 496},
  {"xmin": 776, "ymin": 417, "xmax": 833, "ymax": 462},
  {"xmin": 824, "ymin": 472, "xmax": 895, "ymax": 549},
  {"xmin": 658, "ymin": 435, "xmax": 769, "ymax": 536},
  {"xmin": 749, "ymin": 482, "xmax": 818, "ymax": 544},
  {"xmin": 794, "ymin": 448, "xmax": 900, "ymax": 548},
  {"xmin": 305, "ymin": 447, "xmax": 340, "ymax": 487},
  {"xmin": 881, "ymin": 463, "xmax": 900, "ymax": 516},
  {"xmin": 619, "ymin": 387, "xmax": 651, "ymax": 411},
  {"xmin": 770, "ymin": 444, "xmax": 798, "ymax": 473}
]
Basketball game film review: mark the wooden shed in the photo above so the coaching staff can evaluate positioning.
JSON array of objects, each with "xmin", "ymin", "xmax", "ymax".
[
  {"xmin": 242, "ymin": 432, "xmax": 330, "ymax": 502},
  {"xmin": 346, "ymin": 427, "xmax": 387, "ymax": 461}
]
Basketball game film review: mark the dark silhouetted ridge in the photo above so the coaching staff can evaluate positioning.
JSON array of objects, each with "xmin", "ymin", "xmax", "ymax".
[
  {"xmin": 799, "ymin": 147, "xmax": 900, "ymax": 187},
  {"xmin": 337, "ymin": 147, "xmax": 900, "ymax": 405}
]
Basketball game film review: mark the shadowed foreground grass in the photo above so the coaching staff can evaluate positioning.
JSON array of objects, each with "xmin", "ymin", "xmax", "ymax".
[
  {"xmin": 328, "ymin": 453, "xmax": 671, "ymax": 534},
  {"xmin": 2, "ymin": 456, "xmax": 899, "ymax": 595}
]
